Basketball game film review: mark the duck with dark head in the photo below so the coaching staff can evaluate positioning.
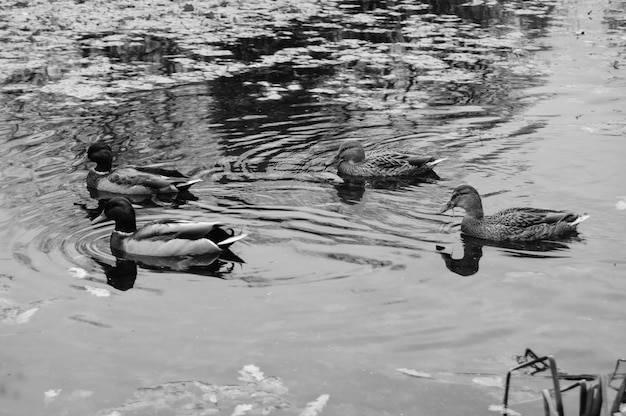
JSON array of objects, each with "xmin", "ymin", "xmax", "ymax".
[{"xmin": 84, "ymin": 142, "xmax": 201, "ymax": 196}]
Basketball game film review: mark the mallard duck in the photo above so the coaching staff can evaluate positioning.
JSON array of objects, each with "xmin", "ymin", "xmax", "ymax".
[
  {"xmin": 85, "ymin": 142, "xmax": 201, "ymax": 195},
  {"xmin": 440, "ymin": 185, "xmax": 589, "ymax": 241},
  {"xmin": 328, "ymin": 140, "xmax": 445, "ymax": 178},
  {"xmin": 91, "ymin": 197, "xmax": 246, "ymax": 258}
]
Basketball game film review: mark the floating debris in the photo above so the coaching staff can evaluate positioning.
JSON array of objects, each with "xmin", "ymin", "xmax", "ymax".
[
  {"xmin": 396, "ymin": 368, "xmax": 434, "ymax": 379},
  {"xmin": 84, "ymin": 286, "xmax": 111, "ymax": 298},
  {"xmin": 44, "ymin": 389, "xmax": 62, "ymax": 403},
  {"xmin": 98, "ymin": 365, "xmax": 327, "ymax": 415},
  {"xmin": 1, "ymin": 306, "xmax": 39, "ymax": 325},
  {"xmin": 68, "ymin": 267, "xmax": 89, "ymax": 279}
]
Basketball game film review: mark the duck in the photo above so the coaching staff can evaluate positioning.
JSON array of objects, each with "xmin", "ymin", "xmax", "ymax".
[
  {"xmin": 328, "ymin": 140, "xmax": 445, "ymax": 178},
  {"xmin": 91, "ymin": 197, "xmax": 247, "ymax": 258},
  {"xmin": 440, "ymin": 185, "xmax": 589, "ymax": 241},
  {"xmin": 84, "ymin": 142, "xmax": 201, "ymax": 195}
]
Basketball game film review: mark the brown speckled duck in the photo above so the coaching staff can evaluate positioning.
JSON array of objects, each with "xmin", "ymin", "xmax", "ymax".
[
  {"xmin": 329, "ymin": 140, "xmax": 445, "ymax": 178},
  {"xmin": 440, "ymin": 185, "xmax": 589, "ymax": 241}
]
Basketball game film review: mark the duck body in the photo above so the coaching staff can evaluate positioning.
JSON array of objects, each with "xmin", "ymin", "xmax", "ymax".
[
  {"xmin": 85, "ymin": 142, "xmax": 201, "ymax": 195},
  {"xmin": 110, "ymin": 220, "xmax": 236, "ymax": 257},
  {"xmin": 441, "ymin": 185, "xmax": 589, "ymax": 242},
  {"xmin": 92, "ymin": 197, "xmax": 246, "ymax": 258},
  {"xmin": 331, "ymin": 140, "xmax": 444, "ymax": 178}
]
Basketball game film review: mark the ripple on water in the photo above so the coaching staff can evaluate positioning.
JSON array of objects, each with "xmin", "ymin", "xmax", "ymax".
[{"xmin": 176, "ymin": 181, "xmax": 450, "ymax": 286}]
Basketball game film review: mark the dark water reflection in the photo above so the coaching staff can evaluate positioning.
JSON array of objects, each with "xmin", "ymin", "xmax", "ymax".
[
  {"xmin": 1, "ymin": 0, "xmax": 625, "ymax": 415},
  {"xmin": 93, "ymin": 257, "xmax": 138, "ymax": 291},
  {"xmin": 437, "ymin": 235, "xmax": 576, "ymax": 276},
  {"xmin": 334, "ymin": 174, "xmax": 441, "ymax": 204},
  {"xmin": 92, "ymin": 251, "xmax": 243, "ymax": 291}
]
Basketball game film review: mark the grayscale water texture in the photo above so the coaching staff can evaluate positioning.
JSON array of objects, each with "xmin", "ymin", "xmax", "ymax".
[{"xmin": 1, "ymin": 0, "xmax": 625, "ymax": 414}]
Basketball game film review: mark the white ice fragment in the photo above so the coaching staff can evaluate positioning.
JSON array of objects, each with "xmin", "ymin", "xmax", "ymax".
[
  {"xmin": 472, "ymin": 376, "xmax": 503, "ymax": 388},
  {"xmin": 68, "ymin": 267, "xmax": 88, "ymax": 279},
  {"xmin": 299, "ymin": 394, "xmax": 330, "ymax": 416},
  {"xmin": 230, "ymin": 404, "xmax": 253, "ymax": 416},
  {"xmin": 44, "ymin": 389, "xmax": 62, "ymax": 403},
  {"xmin": 15, "ymin": 307, "xmax": 38, "ymax": 324},
  {"xmin": 85, "ymin": 286, "xmax": 111, "ymax": 297},
  {"xmin": 396, "ymin": 368, "xmax": 433, "ymax": 378},
  {"xmin": 238, "ymin": 365, "xmax": 264, "ymax": 382},
  {"xmin": 488, "ymin": 404, "xmax": 521, "ymax": 415}
]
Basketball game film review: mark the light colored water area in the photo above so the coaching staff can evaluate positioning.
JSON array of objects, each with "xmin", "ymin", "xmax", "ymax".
[{"xmin": 0, "ymin": 0, "xmax": 625, "ymax": 415}]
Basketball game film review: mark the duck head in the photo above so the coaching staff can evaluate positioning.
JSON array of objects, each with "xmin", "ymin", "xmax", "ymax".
[
  {"xmin": 326, "ymin": 140, "xmax": 366, "ymax": 168},
  {"xmin": 87, "ymin": 142, "xmax": 114, "ymax": 172},
  {"xmin": 440, "ymin": 185, "xmax": 484, "ymax": 218},
  {"xmin": 91, "ymin": 197, "xmax": 137, "ymax": 233}
]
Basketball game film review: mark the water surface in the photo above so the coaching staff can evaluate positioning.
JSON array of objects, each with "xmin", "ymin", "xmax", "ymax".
[{"xmin": 1, "ymin": 0, "xmax": 625, "ymax": 415}]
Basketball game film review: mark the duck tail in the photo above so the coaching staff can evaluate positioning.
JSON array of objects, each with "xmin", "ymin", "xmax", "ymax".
[
  {"xmin": 571, "ymin": 214, "xmax": 590, "ymax": 226},
  {"xmin": 219, "ymin": 248, "xmax": 245, "ymax": 263},
  {"xmin": 426, "ymin": 158, "xmax": 447, "ymax": 169},
  {"xmin": 176, "ymin": 178, "xmax": 202, "ymax": 191},
  {"xmin": 217, "ymin": 233, "xmax": 248, "ymax": 248}
]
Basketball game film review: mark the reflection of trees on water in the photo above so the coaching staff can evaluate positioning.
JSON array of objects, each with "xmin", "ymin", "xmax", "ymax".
[
  {"xmin": 438, "ymin": 235, "xmax": 574, "ymax": 276},
  {"xmin": 72, "ymin": 0, "xmax": 560, "ymax": 182},
  {"xmin": 341, "ymin": 0, "xmax": 555, "ymax": 30},
  {"xmin": 604, "ymin": 1, "xmax": 626, "ymax": 44},
  {"xmin": 80, "ymin": 35, "xmax": 182, "ymax": 75}
]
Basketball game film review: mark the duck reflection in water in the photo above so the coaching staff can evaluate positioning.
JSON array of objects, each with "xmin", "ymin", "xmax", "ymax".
[
  {"xmin": 89, "ymin": 187, "xmax": 199, "ymax": 205},
  {"xmin": 437, "ymin": 235, "xmax": 574, "ymax": 277},
  {"xmin": 92, "ymin": 257, "xmax": 138, "ymax": 291},
  {"xmin": 92, "ymin": 249, "xmax": 244, "ymax": 291},
  {"xmin": 334, "ymin": 177, "xmax": 367, "ymax": 204},
  {"xmin": 334, "ymin": 174, "xmax": 441, "ymax": 204},
  {"xmin": 77, "ymin": 187, "xmax": 199, "ymax": 221}
]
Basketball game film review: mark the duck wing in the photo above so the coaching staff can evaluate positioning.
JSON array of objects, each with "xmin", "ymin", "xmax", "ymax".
[
  {"xmin": 134, "ymin": 166, "xmax": 189, "ymax": 178},
  {"xmin": 107, "ymin": 167, "xmax": 200, "ymax": 191},
  {"xmin": 106, "ymin": 167, "xmax": 173, "ymax": 188},
  {"xmin": 492, "ymin": 208, "xmax": 580, "ymax": 228},
  {"xmin": 133, "ymin": 220, "xmax": 247, "ymax": 247},
  {"xmin": 133, "ymin": 220, "xmax": 223, "ymax": 241},
  {"xmin": 395, "ymin": 153, "xmax": 437, "ymax": 167},
  {"xmin": 367, "ymin": 152, "xmax": 410, "ymax": 169},
  {"xmin": 369, "ymin": 151, "xmax": 437, "ymax": 168}
]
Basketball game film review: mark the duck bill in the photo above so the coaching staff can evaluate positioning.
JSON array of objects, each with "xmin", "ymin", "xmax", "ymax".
[
  {"xmin": 439, "ymin": 201, "xmax": 454, "ymax": 214},
  {"xmin": 71, "ymin": 153, "xmax": 89, "ymax": 168},
  {"xmin": 91, "ymin": 211, "xmax": 110, "ymax": 225},
  {"xmin": 324, "ymin": 155, "xmax": 339, "ymax": 169}
]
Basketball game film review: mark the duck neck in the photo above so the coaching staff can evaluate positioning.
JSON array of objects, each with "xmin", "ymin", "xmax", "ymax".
[
  {"xmin": 114, "ymin": 216, "xmax": 137, "ymax": 234},
  {"xmin": 94, "ymin": 160, "xmax": 112, "ymax": 173},
  {"xmin": 349, "ymin": 147, "xmax": 366, "ymax": 163},
  {"xmin": 463, "ymin": 199, "xmax": 484, "ymax": 220}
]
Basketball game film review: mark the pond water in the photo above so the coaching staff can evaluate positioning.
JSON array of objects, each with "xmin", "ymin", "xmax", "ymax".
[{"xmin": 1, "ymin": 0, "xmax": 625, "ymax": 415}]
